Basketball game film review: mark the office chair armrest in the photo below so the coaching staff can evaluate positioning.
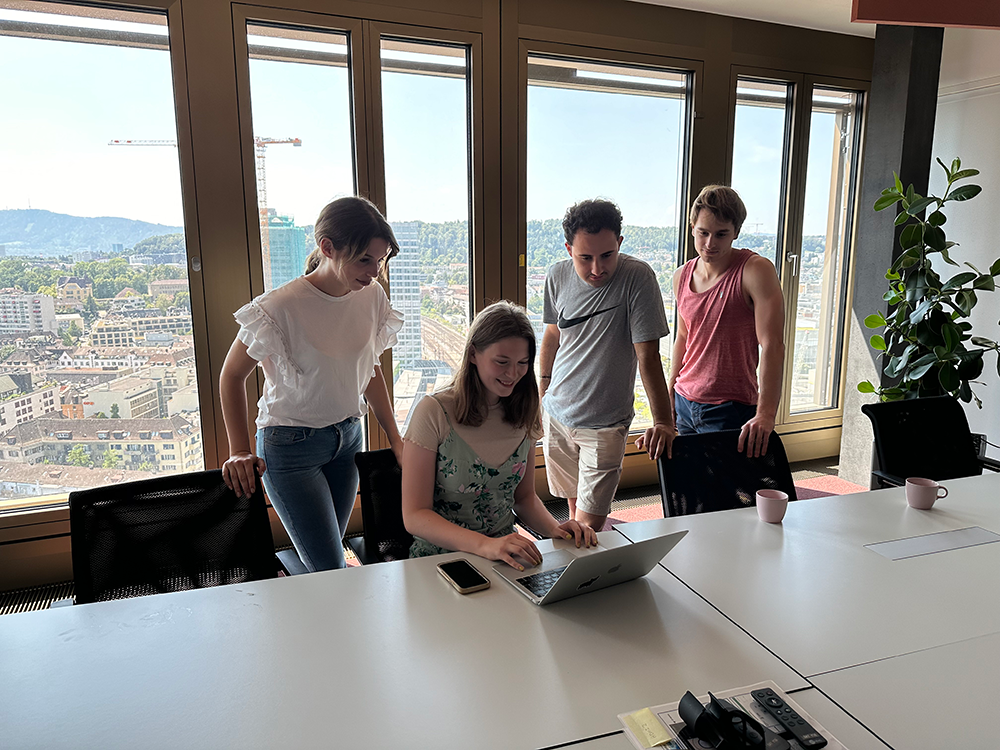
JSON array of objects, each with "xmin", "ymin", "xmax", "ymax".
[
  {"xmin": 980, "ymin": 456, "xmax": 1000, "ymax": 473},
  {"xmin": 872, "ymin": 469, "xmax": 905, "ymax": 488},
  {"xmin": 345, "ymin": 536, "xmax": 381, "ymax": 566},
  {"xmin": 276, "ymin": 548, "xmax": 309, "ymax": 576}
]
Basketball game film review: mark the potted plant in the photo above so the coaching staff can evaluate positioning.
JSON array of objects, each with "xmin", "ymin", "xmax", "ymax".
[{"xmin": 858, "ymin": 158, "xmax": 1000, "ymax": 406}]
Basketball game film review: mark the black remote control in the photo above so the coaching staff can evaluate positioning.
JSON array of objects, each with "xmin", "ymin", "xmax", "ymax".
[{"xmin": 751, "ymin": 689, "xmax": 828, "ymax": 749}]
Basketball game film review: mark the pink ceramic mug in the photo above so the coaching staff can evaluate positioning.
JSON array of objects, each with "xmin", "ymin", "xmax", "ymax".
[
  {"xmin": 905, "ymin": 477, "xmax": 948, "ymax": 509},
  {"xmin": 756, "ymin": 489, "xmax": 789, "ymax": 523}
]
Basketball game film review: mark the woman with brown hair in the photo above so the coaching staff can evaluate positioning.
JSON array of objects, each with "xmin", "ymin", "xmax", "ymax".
[
  {"xmin": 220, "ymin": 196, "xmax": 403, "ymax": 572},
  {"xmin": 402, "ymin": 301, "xmax": 596, "ymax": 570}
]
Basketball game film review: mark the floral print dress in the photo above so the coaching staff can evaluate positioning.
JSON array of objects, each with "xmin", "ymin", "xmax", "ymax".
[{"xmin": 409, "ymin": 398, "xmax": 531, "ymax": 558}]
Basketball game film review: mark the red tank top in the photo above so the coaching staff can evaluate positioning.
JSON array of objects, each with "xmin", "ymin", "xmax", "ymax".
[{"xmin": 674, "ymin": 248, "xmax": 759, "ymax": 406}]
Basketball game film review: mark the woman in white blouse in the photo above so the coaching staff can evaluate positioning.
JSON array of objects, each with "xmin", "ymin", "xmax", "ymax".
[{"xmin": 220, "ymin": 196, "xmax": 403, "ymax": 572}]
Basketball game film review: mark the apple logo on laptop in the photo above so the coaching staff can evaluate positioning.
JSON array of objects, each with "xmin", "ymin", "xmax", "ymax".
[
  {"xmin": 608, "ymin": 564, "xmax": 621, "ymax": 574},
  {"xmin": 577, "ymin": 576, "xmax": 600, "ymax": 590}
]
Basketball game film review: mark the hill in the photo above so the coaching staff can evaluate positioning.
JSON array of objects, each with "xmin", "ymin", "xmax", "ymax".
[{"xmin": 0, "ymin": 209, "xmax": 183, "ymax": 255}]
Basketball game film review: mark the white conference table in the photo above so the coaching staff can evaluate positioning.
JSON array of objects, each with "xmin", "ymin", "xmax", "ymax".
[
  {"xmin": 811, "ymin": 631, "xmax": 1000, "ymax": 750},
  {"xmin": 615, "ymin": 472, "xmax": 1000, "ymax": 677},
  {"xmin": 0, "ymin": 531, "xmax": 806, "ymax": 750}
]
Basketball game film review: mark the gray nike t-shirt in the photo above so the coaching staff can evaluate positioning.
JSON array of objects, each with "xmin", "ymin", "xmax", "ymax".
[{"xmin": 542, "ymin": 253, "xmax": 669, "ymax": 429}]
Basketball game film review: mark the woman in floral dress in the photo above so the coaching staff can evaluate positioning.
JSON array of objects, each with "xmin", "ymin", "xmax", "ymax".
[{"xmin": 402, "ymin": 301, "xmax": 596, "ymax": 570}]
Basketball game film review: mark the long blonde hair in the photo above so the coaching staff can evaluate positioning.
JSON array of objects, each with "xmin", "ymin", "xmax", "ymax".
[
  {"xmin": 450, "ymin": 301, "xmax": 540, "ymax": 430},
  {"xmin": 304, "ymin": 196, "xmax": 399, "ymax": 276}
]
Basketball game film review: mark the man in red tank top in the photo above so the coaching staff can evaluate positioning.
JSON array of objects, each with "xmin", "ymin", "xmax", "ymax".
[{"xmin": 668, "ymin": 185, "xmax": 785, "ymax": 458}]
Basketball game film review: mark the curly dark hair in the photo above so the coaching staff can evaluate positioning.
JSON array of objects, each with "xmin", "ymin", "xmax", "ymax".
[{"xmin": 562, "ymin": 199, "xmax": 623, "ymax": 245}]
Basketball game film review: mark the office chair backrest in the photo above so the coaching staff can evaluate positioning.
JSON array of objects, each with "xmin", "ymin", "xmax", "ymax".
[
  {"xmin": 70, "ymin": 469, "xmax": 277, "ymax": 604},
  {"xmin": 861, "ymin": 396, "xmax": 982, "ymax": 483},
  {"xmin": 355, "ymin": 449, "xmax": 412, "ymax": 563},
  {"xmin": 657, "ymin": 430, "xmax": 797, "ymax": 517}
]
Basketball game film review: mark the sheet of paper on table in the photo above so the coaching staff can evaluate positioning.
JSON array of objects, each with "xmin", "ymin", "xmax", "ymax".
[{"xmin": 618, "ymin": 680, "xmax": 846, "ymax": 750}]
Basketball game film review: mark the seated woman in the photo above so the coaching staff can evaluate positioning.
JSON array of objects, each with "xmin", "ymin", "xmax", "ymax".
[{"xmin": 402, "ymin": 301, "xmax": 597, "ymax": 570}]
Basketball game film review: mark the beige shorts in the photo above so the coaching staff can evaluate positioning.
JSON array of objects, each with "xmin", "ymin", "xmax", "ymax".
[{"xmin": 542, "ymin": 411, "xmax": 629, "ymax": 517}]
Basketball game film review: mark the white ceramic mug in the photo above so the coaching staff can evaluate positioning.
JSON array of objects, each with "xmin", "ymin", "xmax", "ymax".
[
  {"xmin": 905, "ymin": 477, "xmax": 948, "ymax": 510},
  {"xmin": 756, "ymin": 489, "xmax": 789, "ymax": 523}
]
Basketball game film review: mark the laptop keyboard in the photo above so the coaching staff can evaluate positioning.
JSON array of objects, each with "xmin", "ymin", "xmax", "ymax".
[{"xmin": 517, "ymin": 565, "xmax": 569, "ymax": 597}]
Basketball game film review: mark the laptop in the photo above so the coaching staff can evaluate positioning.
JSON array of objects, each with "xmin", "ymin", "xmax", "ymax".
[{"xmin": 493, "ymin": 530, "xmax": 688, "ymax": 605}]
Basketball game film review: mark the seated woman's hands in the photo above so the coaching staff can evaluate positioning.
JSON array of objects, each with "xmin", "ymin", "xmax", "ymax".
[
  {"xmin": 480, "ymin": 532, "xmax": 543, "ymax": 572},
  {"xmin": 554, "ymin": 520, "xmax": 598, "ymax": 549}
]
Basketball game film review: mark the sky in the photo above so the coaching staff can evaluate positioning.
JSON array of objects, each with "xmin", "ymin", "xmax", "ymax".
[{"xmin": 0, "ymin": 6, "xmax": 845, "ymax": 239}]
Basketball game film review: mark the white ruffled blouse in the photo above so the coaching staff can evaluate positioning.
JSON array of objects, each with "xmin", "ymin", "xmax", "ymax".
[{"xmin": 234, "ymin": 275, "xmax": 403, "ymax": 429}]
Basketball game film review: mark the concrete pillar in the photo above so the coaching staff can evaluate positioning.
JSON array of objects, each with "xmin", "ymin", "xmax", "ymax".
[{"xmin": 840, "ymin": 25, "xmax": 944, "ymax": 486}]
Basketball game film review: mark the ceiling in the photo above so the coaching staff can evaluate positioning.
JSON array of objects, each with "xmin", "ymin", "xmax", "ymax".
[{"xmin": 628, "ymin": 0, "xmax": 875, "ymax": 38}]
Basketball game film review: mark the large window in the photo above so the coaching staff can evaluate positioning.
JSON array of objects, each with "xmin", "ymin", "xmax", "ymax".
[
  {"xmin": 381, "ymin": 39, "xmax": 472, "ymax": 432},
  {"xmin": 0, "ymin": 2, "xmax": 203, "ymax": 511},
  {"xmin": 245, "ymin": 23, "xmax": 355, "ymax": 292},
  {"xmin": 526, "ymin": 55, "xmax": 691, "ymax": 430},
  {"xmin": 788, "ymin": 87, "xmax": 862, "ymax": 414}
]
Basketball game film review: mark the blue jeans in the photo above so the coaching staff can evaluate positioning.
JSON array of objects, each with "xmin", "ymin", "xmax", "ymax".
[
  {"xmin": 674, "ymin": 393, "xmax": 757, "ymax": 436},
  {"xmin": 257, "ymin": 417, "xmax": 363, "ymax": 572}
]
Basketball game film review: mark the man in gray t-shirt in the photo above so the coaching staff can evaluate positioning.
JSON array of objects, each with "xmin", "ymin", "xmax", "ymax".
[{"xmin": 539, "ymin": 199, "xmax": 675, "ymax": 532}]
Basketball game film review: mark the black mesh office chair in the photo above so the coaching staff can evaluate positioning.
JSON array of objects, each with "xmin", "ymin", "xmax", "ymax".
[
  {"xmin": 861, "ymin": 396, "xmax": 1000, "ymax": 488},
  {"xmin": 69, "ymin": 469, "xmax": 278, "ymax": 604},
  {"xmin": 657, "ymin": 429, "xmax": 797, "ymax": 517},
  {"xmin": 346, "ymin": 449, "xmax": 412, "ymax": 565}
]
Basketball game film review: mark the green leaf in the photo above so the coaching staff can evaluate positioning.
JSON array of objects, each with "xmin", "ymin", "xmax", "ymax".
[
  {"xmin": 863, "ymin": 312, "xmax": 886, "ymax": 328},
  {"xmin": 942, "ymin": 324, "xmax": 959, "ymax": 353},
  {"xmin": 885, "ymin": 269, "xmax": 900, "ymax": 280},
  {"xmin": 906, "ymin": 197, "xmax": 936, "ymax": 216},
  {"xmin": 924, "ymin": 225, "xmax": 946, "ymax": 252},
  {"xmin": 927, "ymin": 211, "xmax": 947, "ymax": 227},
  {"xmin": 936, "ymin": 157, "xmax": 949, "ymax": 174},
  {"xmin": 959, "ymin": 381, "xmax": 973, "ymax": 403},
  {"xmin": 951, "ymin": 168, "xmax": 980, "ymax": 180},
  {"xmin": 894, "ymin": 211, "xmax": 910, "ymax": 227},
  {"xmin": 870, "ymin": 334, "xmax": 886, "ymax": 351},
  {"xmin": 909, "ymin": 299, "xmax": 934, "ymax": 325},
  {"xmin": 954, "ymin": 290, "xmax": 976, "ymax": 316},
  {"xmin": 991, "ymin": 258, "xmax": 1000, "ymax": 277},
  {"xmin": 882, "ymin": 290, "xmax": 901, "ymax": 304},
  {"xmin": 942, "ymin": 271, "xmax": 977, "ymax": 290},
  {"xmin": 857, "ymin": 381, "xmax": 876, "ymax": 394},
  {"xmin": 945, "ymin": 184, "xmax": 982, "ymax": 202},
  {"xmin": 973, "ymin": 275, "xmax": 996, "ymax": 291},
  {"xmin": 957, "ymin": 352, "xmax": 984, "ymax": 380},
  {"xmin": 940, "ymin": 246, "xmax": 959, "ymax": 266},
  {"xmin": 899, "ymin": 223, "xmax": 922, "ymax": 249},
  {"xmin": 907, "ymin": 359, "xmax": 936, "ymax": 381},
  {"xmin": 951, "ymin": 157, "xmax": 961, "ymax": 174},
  {"xmin": 964, "ymin": 262, "xmax": 983, "ymax": 275},
  {"xmin": 906, "ymin": 184, "xmax": 916, "ymax": 204},
  {"xmin": 971, "ymin": 336, "xmax": 997, "ymax": 347},
  {"xmin": 874, "ymin": 195, "xmax": 899, "ymax": 211},
  {"xmin": 938, "ymin": 364, "xmax": 960, "ymax": 393},
  {"xmin": 894, "ymin": 172, "xmax": 903, "ymax": 193}
]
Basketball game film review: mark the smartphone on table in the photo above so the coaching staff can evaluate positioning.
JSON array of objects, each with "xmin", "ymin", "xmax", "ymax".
[{"xmin": 437, "ymin": 559, "xmax": 491, "ymax": 594}]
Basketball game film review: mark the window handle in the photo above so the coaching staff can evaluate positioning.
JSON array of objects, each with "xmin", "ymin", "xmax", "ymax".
[{"xmin": 786, "ymin": 252, "xmax": 799, "ymax": 278}]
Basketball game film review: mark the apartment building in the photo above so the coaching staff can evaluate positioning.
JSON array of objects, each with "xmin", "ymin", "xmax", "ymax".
[
  {"xmin": 0, "ymin": 291, "xmax": 58, "ymax": 336},
  {"xmin": 0, "ymin": 415, "xmax": 203, "ymax": 474},
  {"xmin": 82, "ymin": 376, "xmax": 162, "ymax": 420}
]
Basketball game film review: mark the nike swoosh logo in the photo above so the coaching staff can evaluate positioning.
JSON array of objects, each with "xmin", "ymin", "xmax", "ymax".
[{"xmin": 557, "ymin": 305, "xmax": 620, "ymax": 329}]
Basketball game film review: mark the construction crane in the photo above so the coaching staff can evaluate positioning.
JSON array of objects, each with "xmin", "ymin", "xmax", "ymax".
[{"xmin": 109, "ymin": 136, "xmax": 302, "ymax": 288}]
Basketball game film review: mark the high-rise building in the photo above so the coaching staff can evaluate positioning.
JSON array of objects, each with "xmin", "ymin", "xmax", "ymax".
[
  {"xmin": 389, "ymin": 221, "xmax": 422, "ymax": 365},
  {"xmin": 268, "ymin": 212, "xmax": 309, "ymax": 289},
  {"xmin": 0, "ymin": 291, "xmax": 58, "ymax": 335}
]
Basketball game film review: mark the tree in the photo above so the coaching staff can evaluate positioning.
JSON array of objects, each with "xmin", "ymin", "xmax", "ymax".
[
  {"xmin": 110, "ymin": 403, "xmax": 121, "ymax": 419},
  {"xmin": 102, "ymin": 449, "xmax": 122, "ymax": 469},
  {"xmin": 174, "ymin": 291, "xmax": 190, "ymax": 310},
  {"xmin": 66, "ymin": 444, "xmax": 91, "ymax": 467},
  {"xmin": 154, "ymin": 294, "xmax": 172, "ymax": 313},
  {"xmin": 93, "ymin": 411, "xmax": 108, "ymax": 418}
]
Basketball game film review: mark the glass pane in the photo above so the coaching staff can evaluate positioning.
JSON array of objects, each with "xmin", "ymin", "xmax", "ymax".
[
  {"xmin": 790, "ymin": 87, "xmax": 861, "ymax": 414},
  {"xmin": 731, "ymin": 79, "xmax": 792, "ymax": 268},
  {"xmin": 527, "ymin": 56, "xmax": 689, "ymax": 430},
  {"xmin": 0, "ymin": 2, "xmax": 203, "ymax": 510},
  {"xmin": 246, "ymin": 23, "xmax": 354, "ymax": 291},
  {"xmin": 381, "ymin": 39, "xmax": 471, "ymax": 432}
]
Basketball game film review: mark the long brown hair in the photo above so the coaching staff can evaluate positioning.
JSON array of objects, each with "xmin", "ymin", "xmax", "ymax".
[
  {"xmin": 304, "ymin": 196, "xmax": 400, "ymax": 276},
  {"xmin": 451, "ymin": 301, "xmax": 540, "ymax": 430}
]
